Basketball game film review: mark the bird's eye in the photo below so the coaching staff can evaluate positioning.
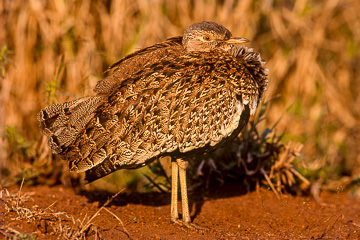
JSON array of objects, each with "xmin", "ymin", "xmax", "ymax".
[{"xmin": 203, "ymin": 36, "xmax": 211, "ymax": 41}]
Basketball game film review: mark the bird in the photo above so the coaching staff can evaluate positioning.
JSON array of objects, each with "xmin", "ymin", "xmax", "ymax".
[{"xmin": 37, "ymin": 21, "xmax": 268, "ymax": 228}]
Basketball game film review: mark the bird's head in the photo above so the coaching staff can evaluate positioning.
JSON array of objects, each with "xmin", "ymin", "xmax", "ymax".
[{"xmin": 182, "ymin": 21, "xmax": 249, "ymax": 52}]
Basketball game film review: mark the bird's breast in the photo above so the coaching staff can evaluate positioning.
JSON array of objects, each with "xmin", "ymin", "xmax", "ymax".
[{"xmin": 178, "ymin": 90, "xmax": 245, "ymax": 153}]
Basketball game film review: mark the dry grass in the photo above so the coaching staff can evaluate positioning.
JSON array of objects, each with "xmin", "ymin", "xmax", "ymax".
[
  {"xmin": 0, "ymin": 0, "xmax": 359, "ymax": 187},
  {"xmin": 0, "ymin": 180, "xmax": 129, "ymax": 239}
]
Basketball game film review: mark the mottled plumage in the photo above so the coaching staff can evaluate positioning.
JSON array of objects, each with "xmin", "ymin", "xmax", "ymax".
[{"xmin": 38, "ymin": 21, "xmax": 268, "ymax": 226}]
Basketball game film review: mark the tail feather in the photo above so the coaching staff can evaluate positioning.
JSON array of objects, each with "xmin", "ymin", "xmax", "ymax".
[
  {"xmin": 37, "ymin": 96, "xmax": 104, "ymax": 154},
  {"xmin": 84, "ymin": 156, "xmax": 121, "ymax": 183}
]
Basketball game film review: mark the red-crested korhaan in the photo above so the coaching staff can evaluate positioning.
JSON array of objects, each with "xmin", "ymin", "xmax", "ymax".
[{"xmin": 38, "ymin": 21, "xmax": 268, "ymax": 228}]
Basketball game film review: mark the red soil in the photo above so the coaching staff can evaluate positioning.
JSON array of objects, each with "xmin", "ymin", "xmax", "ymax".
[{"xmin": 1, "ymin": 184, "xmax": 360, "ymax": 239}]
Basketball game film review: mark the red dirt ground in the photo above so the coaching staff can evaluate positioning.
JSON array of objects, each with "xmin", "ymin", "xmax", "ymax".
[{"xmin": 1, "ymin": 184, "xmax": 360, "ymax": 239}]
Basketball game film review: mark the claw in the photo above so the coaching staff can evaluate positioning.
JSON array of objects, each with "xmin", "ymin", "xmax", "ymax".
[{"xmin": 171, "ymin": 219, "xmax": 208, "ymax": 231}]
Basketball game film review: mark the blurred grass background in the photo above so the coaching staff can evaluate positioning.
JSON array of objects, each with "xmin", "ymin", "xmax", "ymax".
[{"xmin": 0, "ymin": 0, "xmax": 359, "ymax": 190}]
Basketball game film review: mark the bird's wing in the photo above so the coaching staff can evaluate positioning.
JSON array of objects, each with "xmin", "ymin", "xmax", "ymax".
[
  {"xmin": 64, "ymin": 51, "xmax": 262, "ymax": 182},
  {"xmin": 94, "ymin": 37, "xmax": 183, "ymax": 95},
  {"xmin": 37, "ymin": 96, "xmax": 105, "ymax": 154}
]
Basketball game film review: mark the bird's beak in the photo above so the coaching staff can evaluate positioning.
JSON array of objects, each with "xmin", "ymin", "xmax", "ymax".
[{"xmin": 225, "ymin": 37, "xmax": 250, "ymax": 44}]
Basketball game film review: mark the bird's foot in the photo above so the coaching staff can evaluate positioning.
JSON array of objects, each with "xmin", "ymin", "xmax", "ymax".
[{"xmin": 171, "ymin": 218, "xmax": 208, "ymax": 231}]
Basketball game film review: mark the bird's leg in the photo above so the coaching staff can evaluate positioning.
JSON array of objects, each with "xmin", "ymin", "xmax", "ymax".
[
  {"xmin": 177, "ymin": 158, "xmax": 191, "ymax": 223},
  {"xmin": 171, "ymin": 158, "xmax": 208, "ymax": 231},
  {"xmin": 171, "ymin": 159, "xmax": 179, "ymax": 222}
]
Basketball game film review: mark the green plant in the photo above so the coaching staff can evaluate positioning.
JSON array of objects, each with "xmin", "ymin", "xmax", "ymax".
[{"xmin": 0, "ymin": 45, "xmax": 13, "ymax": 77}]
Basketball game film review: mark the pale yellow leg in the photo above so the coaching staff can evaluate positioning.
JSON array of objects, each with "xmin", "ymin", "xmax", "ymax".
[
  {"xmin": 177, "ymin": 158, "xmax": 191, "ymax": 223},
  {"xmin": 171, "ymin": 158, "xmax": 207, "ymax": 230},
  {"xmin": 171, "ymin": 160, "xmax": 179, "ymax": 222}
]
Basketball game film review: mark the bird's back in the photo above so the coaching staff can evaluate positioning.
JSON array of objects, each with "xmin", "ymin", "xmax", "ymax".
[
  {"xmin": 38, "ymin": 37, "xmax": 183, "ymax": 157},
  {"xmin": 94, "ymin": 37, "xmax": 183, "ymax": 95}
]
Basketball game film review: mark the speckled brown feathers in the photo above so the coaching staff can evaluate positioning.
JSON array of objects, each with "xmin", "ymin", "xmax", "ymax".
[
  {"xmin": 94, "ymin": 37, "xmax": 183, "ymax": 95},
  {"xmin": 38, "ymin": 96, "xmax": 104, "ymax": 154},
  {"xmin": 37, "ymin": 22, "xmax": 268, "ymax": 183}
]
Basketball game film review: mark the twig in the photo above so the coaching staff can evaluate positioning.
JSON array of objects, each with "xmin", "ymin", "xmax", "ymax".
[
  {"xmin": 143, "ymin": 174, "xmax": 167, "ymax": 193},
  {"xmin": 16, "ymin": 178, "xmax": 25, "ymax": 208},
  {"xmin": 261, "ymin": 168, "xmax": 280, "ymax": 200},
  {"xmin": 81, "ymin": 188, "xmax": 127, "ymax": 236},
  {"xmin": 103, "ymin": 207, "xmax": 131, "ymax": 239},
  {"xmin": 44, "ymin": 200, "xmax": 58, "ymax": 211},
  {"xmin": 0, "ymin": 225, "xmax": 21, "ymax": 236},
  {"xmin": 290, "ymin": 167, "xmax": 310, "ymax": 187}
]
